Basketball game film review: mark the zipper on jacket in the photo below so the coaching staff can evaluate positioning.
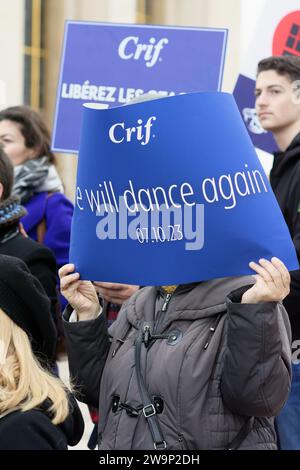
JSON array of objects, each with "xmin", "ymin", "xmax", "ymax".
[
  {"xmin": 203, "ymin": 314, "xmax": 222, "ymax": 350},
  {"xmin": 203, "ymin": 327, "xmax": 215, "ymax": 350},
  {"xmin": 152, "ymin": 292, "xmax": 173, "ymax": 337},
  {"xmin": 162, "ymin": 293, "xmax": 172, "ymax": 311},
  {"xmin": 111, "ymin": 338, "xmax": 125, "ymax": 357},
  {"xmin": 147, "ymin": 292, "xmax": 174, "ymax": 350}
]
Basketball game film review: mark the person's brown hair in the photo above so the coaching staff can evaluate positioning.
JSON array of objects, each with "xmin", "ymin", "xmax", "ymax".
[
  {"xmin": 0, "ymin": 106, "xmax": 55, "ymax": 163},
  {"xmin": 0, "ymin": 146, "xmax": 14, "ymax": 199},
  {"xmin": 257, "ymin": 55, "xmax": 300, "ymax": 82}
]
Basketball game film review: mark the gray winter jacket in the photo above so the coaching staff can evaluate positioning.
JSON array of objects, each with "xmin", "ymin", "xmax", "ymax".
[{"xmin": 64, "ymin": 276, "xmax": 291, "ymax": 450}]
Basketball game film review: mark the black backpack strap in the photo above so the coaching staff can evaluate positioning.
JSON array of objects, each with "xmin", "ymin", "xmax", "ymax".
[
  {"xmin": 226, "ymin": 416, "xmax": 254, "ymax": 450},
  {"xmin": 135, "ymin": 328, "xmax": 167, "ymax": 450}
]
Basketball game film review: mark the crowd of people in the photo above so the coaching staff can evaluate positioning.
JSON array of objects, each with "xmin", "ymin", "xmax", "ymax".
[{"xmin": 0, "ymin": 54, "xmax": 299, "ymax": 450}]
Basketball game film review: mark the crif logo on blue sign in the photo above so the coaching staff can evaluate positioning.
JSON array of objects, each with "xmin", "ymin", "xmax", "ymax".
[{"xmin": 52, "ymin": 21, "xmax": 228, "ymax": 153}]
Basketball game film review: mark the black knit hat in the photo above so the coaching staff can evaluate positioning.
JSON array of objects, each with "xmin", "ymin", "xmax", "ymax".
[{"xmin": 0, "ymin": 254, "xmax": 56, "ymax": 361}]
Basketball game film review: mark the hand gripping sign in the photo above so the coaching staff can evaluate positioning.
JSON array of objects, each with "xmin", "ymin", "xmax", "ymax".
[{"xmin": 70, "ymin": 92, "xmax": 298, "ymax": 285}]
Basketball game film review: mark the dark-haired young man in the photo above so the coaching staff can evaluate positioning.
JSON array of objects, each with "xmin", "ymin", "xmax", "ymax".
[{"xmin": 256, "ymin": 55, "xmax": 300, "ymax": 450}]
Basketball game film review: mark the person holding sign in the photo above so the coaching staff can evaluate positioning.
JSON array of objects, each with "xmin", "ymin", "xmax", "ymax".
[
  {"xmin": 59, "ymin": 257, "xmax": 291, "ymax": 450},
  {"xmin": 256, "ymin": 55, "xmax": 300, "ymax": 450}
]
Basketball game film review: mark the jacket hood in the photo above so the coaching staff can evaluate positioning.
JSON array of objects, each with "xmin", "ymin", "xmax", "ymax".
[{"xmin": 126, "ymin": 276, "xmax": 254, "ymax": 331}]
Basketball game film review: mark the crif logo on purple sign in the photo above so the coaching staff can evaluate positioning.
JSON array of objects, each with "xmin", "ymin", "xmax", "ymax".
[
  {"xmin": 118, "ymin": 36, "xmax": 169, "ymax": 67},
  {"xmin": 52, "ymin": 21, "xmax": 228, "ymax": 153}
]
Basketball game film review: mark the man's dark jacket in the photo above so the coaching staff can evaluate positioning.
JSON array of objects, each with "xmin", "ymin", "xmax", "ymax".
[{"xmin": 270, "ymin": 133, "xmax": 300, "ymax": 341}]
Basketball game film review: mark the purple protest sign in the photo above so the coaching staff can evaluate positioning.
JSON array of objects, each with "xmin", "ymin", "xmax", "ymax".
[
  {"xmin": 233, "ymin": 74, "xmax": 278, "ymax": 154},
  {"xmin": 52, "ymin": 21, "xmax": 228, "ymax": 153}
]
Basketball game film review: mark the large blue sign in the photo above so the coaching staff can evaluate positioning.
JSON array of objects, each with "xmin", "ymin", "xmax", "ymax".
[
  {"xmin": 69, "ymin": 92, "xmax": 298, "ymax": 285},
  {"xmin": 52, "ymin": 22, "xmax": 228, "ymax": 153}
]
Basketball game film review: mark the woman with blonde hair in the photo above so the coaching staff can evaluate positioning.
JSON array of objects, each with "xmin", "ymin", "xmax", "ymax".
[{"xmin": 0, "ymin": 255, "xmax": 84, "ymax": 450}]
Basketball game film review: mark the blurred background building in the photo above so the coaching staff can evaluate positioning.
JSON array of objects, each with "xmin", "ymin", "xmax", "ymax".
[{"xmin": 0, "ymin": 0, "xmax": 265, "ymax": 200}]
